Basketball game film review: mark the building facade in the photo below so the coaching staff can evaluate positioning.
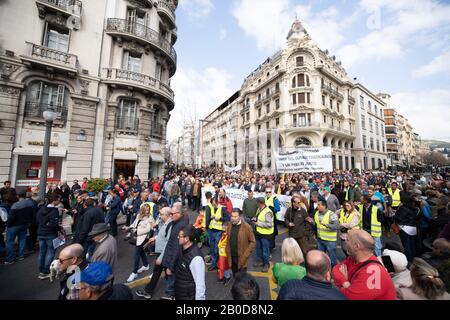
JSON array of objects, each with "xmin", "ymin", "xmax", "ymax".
[
  {"xmin": 201, "ymin": 20, "xmax": 390, "ymax": 172},
  {"xmin": 0, "ymin": 0, "xmax": 177, "ymax": 187},
  {"xmin": 352, "ymin": 84, "xmax": 388, "ymax": 170}
]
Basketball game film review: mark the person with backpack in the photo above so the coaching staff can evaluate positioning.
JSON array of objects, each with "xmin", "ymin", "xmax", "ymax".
[{"xmin": 332, "ymin": 229, "xmax": 396, "ymax": 300}]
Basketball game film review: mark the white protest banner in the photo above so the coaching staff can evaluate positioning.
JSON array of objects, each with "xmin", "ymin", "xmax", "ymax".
[
  {"xmin": 224, "ymin": 164, "xmax": 242, "ymax": 172},
  {"xmin": 201, "ymin": 187, "xmax": 291, "ymax": 221},
  {"xmin": 275, "ymin": 147, "xmax": 333, "ymax": 173}
]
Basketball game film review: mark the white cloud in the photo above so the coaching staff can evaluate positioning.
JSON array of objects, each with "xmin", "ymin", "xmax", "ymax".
[
  {"xmin": 179, "ymin": 0, "xmax": 214, "ymax": 19},
  {"xmin": 167, "ymin": 66, "xmax": 235, "ymax": 141},
  {"xmin": 391, "ymin": 89, "xmax": 450, "ymax": 140},
  {"xmin": 412, "ymin": 51, "xmax": 450, "ymax": 78},
  {"xmin": 219, "ymin": 24, "xmax": 227, "ymax": 40},
  {"xmin": 338, "ymin": 0, "xmax": 450, "ymax": 67}
]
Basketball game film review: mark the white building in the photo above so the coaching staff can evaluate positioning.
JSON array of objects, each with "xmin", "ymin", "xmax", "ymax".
[
  {"xmin": 0, "ymin": 0, "xmax": 178, "ymax": 187},
  {"xmin": 352, "ymin": 83, "xmax": 388, "ymax": 170}
]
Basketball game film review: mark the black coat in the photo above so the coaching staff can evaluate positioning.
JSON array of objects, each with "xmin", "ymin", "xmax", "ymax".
[
  {"xmin": 73, "ymin": 206, "xmax": 104, "ymax": 244},
  {"xmin": 99, "ymin": 284, "xmax": 133, "ymax": 300},
  {"xmin": 37, "ymin": 206, "xmax": 60, "ymax": 238},
  {"xmin": 394, "ymin": 206, "xmax": 420, "ymax": 227},
  {"xmin": 161, "ymin": 218, "xmax": 188, "ymax": 271},
  {"xmin": 7, "ymin": 198, "xmax": 36, "ymax": 227}
]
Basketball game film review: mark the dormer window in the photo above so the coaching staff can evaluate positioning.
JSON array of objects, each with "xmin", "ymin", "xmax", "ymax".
[{"xmin": 296, "ymin": 56, "xmax": 304, "ymax": 66}]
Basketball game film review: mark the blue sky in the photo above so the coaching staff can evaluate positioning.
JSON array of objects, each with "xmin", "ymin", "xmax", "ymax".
[{"xmin": 168, "ymin": 0, "xmax": 450, "ymax": 142}]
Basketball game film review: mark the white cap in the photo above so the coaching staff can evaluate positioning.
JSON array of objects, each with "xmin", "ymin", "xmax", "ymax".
[{"xmin": 382, "ymin": 249, "xmax": 408, "ymax": 272}]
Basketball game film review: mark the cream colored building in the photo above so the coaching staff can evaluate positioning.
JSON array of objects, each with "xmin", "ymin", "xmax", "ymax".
[
  {"xmin": 0, "ymin": 0, "xmax": 177, "ymax": 187},
  {"xmin": 352, "ymin": 84, "xmax": 388, "ymax": 170}
]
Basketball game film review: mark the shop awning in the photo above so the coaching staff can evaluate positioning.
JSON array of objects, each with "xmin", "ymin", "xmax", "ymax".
[
  {"xmin": 13, "ymin": 147, "xmax": 67, "ymax": 157},
  {"xmin": 113, "ymin": 152, "xmax": 138, "ymax": 160},
  {"xmin": 150, "ymin": 152, "xmax": 164, "ymax": 162}
]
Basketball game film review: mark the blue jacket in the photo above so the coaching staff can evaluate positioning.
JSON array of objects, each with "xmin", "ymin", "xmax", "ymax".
[
  {"xmin": 278, "ymin": 276, "xmax": 347, "ymax": 300},
  {"xmin": 109, "ymin": 196, "xmax": 122, "ymax": 215}
]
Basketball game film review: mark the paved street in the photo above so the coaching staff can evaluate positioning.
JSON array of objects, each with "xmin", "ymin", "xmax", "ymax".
[{"xmin": 0, "ymin": 206, "xmax": 371, "ymax": 300}]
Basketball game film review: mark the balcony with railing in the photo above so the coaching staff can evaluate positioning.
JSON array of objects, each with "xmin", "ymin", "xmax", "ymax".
[
  {"xmin": 105, "ymin": 18, "xmax": 177, "ymax": 70},
  {"xmin": 103, "ymin": 68, "xmax": 174, "ymax": 104},
  {"xmin": 36, "ymin": 0, "xmax": 82, "ymax": 18},
  {"xmin": 116, "ymin": 116, "xmax": 139, "ymax": 134},
  {"xmin": 24, "ymin": 101, "xmax": 68, "ymax": 124},
  {"xmin": 151, "ymin": 123, "xmax": 164, "ymax": 137},
  {"xmin": 21, "ymin": 42, "xmax": 78, "ymax": 75},
  {"xmin": 157, "ymin": 1, "xmax": 176, "ymax": 28},
  {"xmin": 348, "ymin": 95, "xmax": 355, "ymax": 104},
  {"xmin": 285, "ymin": 121, "xmax": 353, "ymax": 136},
  {"xmin": 321, "ymin": 84, "xmax": 344, "ymax": 100}
]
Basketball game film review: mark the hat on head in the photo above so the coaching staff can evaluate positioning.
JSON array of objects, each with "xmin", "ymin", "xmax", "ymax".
[
  {"xmin": 88, "ymin": 223, "xmax": 109, "ymax": 237},
  {"xmin": 80, "ymin": 261, "xmax": 113, "ymax": 286},
  {"xmin": 391, "ymin": 180, "xmax": 398, "ymax": 185},
  {"xmin": 382, "ymin": 249, "xmax": 408, "ymax": 273},
  {"xmin": 324, "ymin": 186, "xmax": 331, "ymax": 192},
  {"xmin": 256, "ymin": 197, "xmax": 266, "ymax": 204}
]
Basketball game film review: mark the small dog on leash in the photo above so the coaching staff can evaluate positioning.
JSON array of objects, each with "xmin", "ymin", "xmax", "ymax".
[{"xmin": 49, "ymin": 259, "xmax": 61, "ymax": 283}]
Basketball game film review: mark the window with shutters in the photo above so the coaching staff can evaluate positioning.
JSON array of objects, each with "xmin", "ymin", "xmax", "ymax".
[{"xmin": 25, "ymin": 81, "xmax": 69, "ymax": 122}]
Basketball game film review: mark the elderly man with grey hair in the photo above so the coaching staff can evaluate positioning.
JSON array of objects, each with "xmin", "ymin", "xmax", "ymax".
[
  {"xmin": 136, "ymin": 206, "xmax": 173, "ymax": 299},
  {"xmin": 56, "ymin": 243, "xmax": 89, "ymax": 300}
]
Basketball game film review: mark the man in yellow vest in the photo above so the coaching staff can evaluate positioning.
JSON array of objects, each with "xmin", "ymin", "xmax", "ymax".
[
  {"xmin": 207, "ymin": 197, "xmax": 230, "ymax": 272},
  {"xmin": 388, "ymin": 181, "xmax": 402, "ymax": 211},
  {"xmin": 306, "ymin": 200, "xmax": 339, "ymax": 266},
  {"xmin": 252, "ymin": 197, "xmax": 274, "ymax": 272},
  {"xmin": 359, "ymin": 195, "xmax": 383, "ymax": 256}
]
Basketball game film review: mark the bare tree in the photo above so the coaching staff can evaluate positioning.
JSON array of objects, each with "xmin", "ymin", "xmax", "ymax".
[{"xmin": 421, "ymin": 151, "xmax": 450, "ymax": 166}]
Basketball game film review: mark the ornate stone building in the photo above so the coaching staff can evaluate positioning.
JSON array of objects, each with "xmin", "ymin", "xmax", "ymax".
[{"xmin": 0, "ymin": 0, "xmax": 177, "ymax": 187}]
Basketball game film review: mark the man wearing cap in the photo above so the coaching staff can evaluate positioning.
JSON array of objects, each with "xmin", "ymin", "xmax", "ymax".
[
  {"xmin": 388, "ymin": 181, "xmax": 402, "ymax": 212},
  {"xmin": 78, "ymin": 261, "xmax": 133, "ymax": 300},
  {"xmin": 252, "ymin": 197, "xmax": 274, "ymax": 272},
  {"xmin": 90, "ymin": 223, "xmax": 118, "ymax": 272}
]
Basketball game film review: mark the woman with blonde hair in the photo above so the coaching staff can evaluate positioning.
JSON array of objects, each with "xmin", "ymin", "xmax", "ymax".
[
  {"xmin": 397, "ymin": 258, "xmax": 450, "ymax": 300},
  {"xmin": 272, "ymin": 237, "xmax": 306, "ymax": 289},
  {"xmin": 337, "ymin": 201, "xmax": 360, "ymax": 255},
  {"xmin": 125, "ymin": 203, "xmax": 155, "ymax": 283}
]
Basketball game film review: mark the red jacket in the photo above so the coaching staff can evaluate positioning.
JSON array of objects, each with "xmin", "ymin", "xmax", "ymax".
[
  {"xmin": 152, "ymin": 182, "xmax": 161, "ymax": 193},
  {"xmin": 219, "ymin": 196, "xmax": 233, "ymax": 216},
  {"xmin": 332, "ymin": 256, "xmax": 396, "ymax": 300}
]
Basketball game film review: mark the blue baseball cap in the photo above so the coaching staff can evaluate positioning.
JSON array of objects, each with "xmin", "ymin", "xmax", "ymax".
[{"xmin": 80, "ymin": 262, "xmax": 113, "ymax": 286}]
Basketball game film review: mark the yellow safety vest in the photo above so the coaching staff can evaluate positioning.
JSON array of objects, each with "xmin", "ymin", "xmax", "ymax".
[
  {"xmin": 255, "ymin": 207, "xmax": 274, "ymax": 236},
  {"xmin": 345, "ymin": 189, "xmax": 350, "ymax": 201},
  {"xmin": 201, "ymin": 203, "xmax": 214, "ymax": 229},
  {"xmin": 339, "ymin": 209, "xmax": 360, "ymax": 230},
  {"xmin": 265, "ymin": 195, "xmax": 278, "ymax": 220},
  {"xmin": 209, "ymin": 205, "xmax": 224, "ymax": 231},
  {"xmin": 314, "ymin": 210, "xmax": 337, "ymax": 242},
  {"xmin": 388, "ymin": 188, "xmax": 401, "ymax": 207},
  {"xmin": 358, "ymin": 205, "xmax": 382, "ymax": 238}
]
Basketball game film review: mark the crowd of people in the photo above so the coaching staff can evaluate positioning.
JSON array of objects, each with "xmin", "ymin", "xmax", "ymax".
[{"xmin": 0, "ymin": 167, "xmax": 449, "ymax": 300}]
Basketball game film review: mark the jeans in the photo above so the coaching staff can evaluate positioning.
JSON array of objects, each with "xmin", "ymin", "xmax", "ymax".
[
  {"xmin": 373, "ymin": 236, "xmax": 383, "ymax": 257},
  {"xmin": 133, "ymin": 245, "xmax": 149, "ymax": 273},
  {"xmin": 169, "ymin": 196, "xmax": 178, "ymax": 207},
  {"xmin": 209, "ymin": 229, "xmax": 222, "ymax": 267},
  {"xmin": 165, "ymin": 272, "xmax": 176, "ymax": 297},
  {"xmin": 399, "ymin": 230, "xmax": 416, "ymax": 262},
  {"xmin": 317, "ymin": 239, "xmax": 337, "ymax": 266},
  {"xmin": 6, "ymin": 224, "xmax": 28, "ymax": 262},
  {"xmin": 38, "ymin": 236, "xmax": 56, "ymax": 274},
  {"xmin": 255, "ymin": 238, "xmax": 271, "ymax": 265},
  {"xmin": 206, "ymin": 229, "xmax": 214, "ymax": 256}
]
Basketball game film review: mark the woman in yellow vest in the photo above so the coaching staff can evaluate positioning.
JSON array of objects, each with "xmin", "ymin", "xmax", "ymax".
[{"xmin": 337, "ymin": 201, "xmax": 360, "ymax": 256}]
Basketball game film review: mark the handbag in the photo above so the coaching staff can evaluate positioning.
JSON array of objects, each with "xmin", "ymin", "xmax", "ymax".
[{"xmin": 129, "ymin": 220, "xmax": 140, "ymax": 245}]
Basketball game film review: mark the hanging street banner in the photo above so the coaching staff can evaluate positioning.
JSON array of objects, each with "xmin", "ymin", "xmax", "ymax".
[
  {"xmin": 201, "ymin": 187, "xmax": 291, "ymax": 221},
  {"xmin": 274, "ymin": 147, "xmax": 333, "ymax": 173},
  {"xmin": 224, "ymin": 164, "xmax": 242, "ymax": 172}
]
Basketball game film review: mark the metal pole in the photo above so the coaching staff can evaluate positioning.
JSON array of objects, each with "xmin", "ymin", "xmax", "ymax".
[{"xmin": 38, "ymin": 120, "xmax": 53, "ymax": 201}]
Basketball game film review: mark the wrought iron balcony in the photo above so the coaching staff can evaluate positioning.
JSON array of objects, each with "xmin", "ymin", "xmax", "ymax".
[
  {"xmin": 105, "ymin": 18, "xmax": 177, "ymax": 68},
  {"xmin": 104, "ymin": 68, "xmax": 174, "ymax": 102},
  {"xmin": 157, "ymin": 1, "xmax": 176, "ymax": 28},
  {"xmin": 36, "ymin": 0, "xmax": 82, "ymax": 17},
  {"xmin": 24, "ymin": 101, "xmax": 68, "ymax": 123},
  {"xmin": 321, "ymin": 84, "xmax": 343, "ymax": 100},
  {"xmin": 116, "ymin": 116, "xmax": 139, "ymax": 133},
  {"xmin": 21, "ymin": 42, "xmax": 78, "ymax": 75}
]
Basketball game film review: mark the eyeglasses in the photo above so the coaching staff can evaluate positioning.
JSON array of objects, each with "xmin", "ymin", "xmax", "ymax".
[
  {"xmin": 265, "ymin": 191, "xmax": 272, "ymax": 194},
  {"xmin": 59, "ymin": 256, "xmax": 74, "ymax": 263}
]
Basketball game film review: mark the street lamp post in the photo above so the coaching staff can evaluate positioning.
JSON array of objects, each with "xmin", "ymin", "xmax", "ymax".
[{"xmin": 38, "ymin": 110, "xmax": 58, "ymax": 201}]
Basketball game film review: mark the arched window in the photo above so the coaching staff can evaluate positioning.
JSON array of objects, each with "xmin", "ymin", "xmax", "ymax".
[
  {"xmin": 298, "ymin": 74, "xmax": 305, "ymax": 87},
  {"xmin": 323, "ymin": 137, "xmax": 328, "ymax": 146},
  {"xmin": 295, "ymin": 137, "xmax": 311, "ymax": 147},
  {"xmin": 292, "ymin": 76, "xmax": 296, "ymax": 88},
  {"xmin": 25, "ymin": 80, "xmax": 69, "ymax": 121},
  {"xmin": 331, "ymin": 138, "xmax": 336, "ymax": 148},
  {"xmin": 338, "ymin": 141, "xmax": 342, "ymax": 149}
]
